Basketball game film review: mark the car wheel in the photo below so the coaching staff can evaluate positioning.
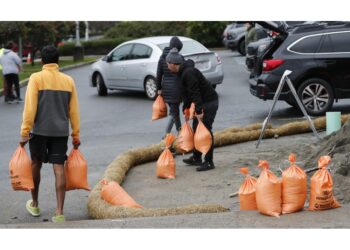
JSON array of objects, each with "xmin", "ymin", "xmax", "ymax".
[
  {"xmin": 144, "ymin": 76, "xmax": 157, "ymax": 100},
  {"xmin": 95, "ymin": 73, "xmax": 108, "ymax": 96},
  {"xmin": 238, "ymin": 39, "xmax": 246, "ymax": 56},
  {"xmin": 297, "ymin": 78, "xmax": 334, "ymax": 116}
]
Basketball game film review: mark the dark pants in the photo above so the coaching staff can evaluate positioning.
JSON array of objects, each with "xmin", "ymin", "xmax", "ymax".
[
  {"xmin": 192, "ymin": 98, "xmax": 219, "ymax": 162},
  {"xmin": 4, "ymin": 73, "xmax": 20, "ymax": 100},
  {"xmin": 165, "ymin": 102, "xmax": 181, "ymax": 134}
]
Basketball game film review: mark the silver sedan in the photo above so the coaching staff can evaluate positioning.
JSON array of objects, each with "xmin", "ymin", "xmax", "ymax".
[{"xmin": 89, "ymin": 36, "xmax": 224, "ymax": 99}]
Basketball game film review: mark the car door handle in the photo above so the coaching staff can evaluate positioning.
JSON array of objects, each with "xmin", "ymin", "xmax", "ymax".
[
  {"xmin": 325, "ymin": 60, "xmax": 336, "ymax": 65},
  {"xmin": 141, "ymin": 63, "xmax": 147, "ymax": 67}
]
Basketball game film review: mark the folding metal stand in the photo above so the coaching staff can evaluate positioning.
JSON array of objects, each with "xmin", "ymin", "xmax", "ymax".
[{"xmin": 256, "ymin": 70, "xmax": 321, "ymax": 148}]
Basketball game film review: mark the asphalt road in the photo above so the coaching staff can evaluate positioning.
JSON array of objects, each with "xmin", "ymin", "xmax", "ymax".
[{"xmin": 1, "ymin": 50, "xmax": 350, "ymax": 225}]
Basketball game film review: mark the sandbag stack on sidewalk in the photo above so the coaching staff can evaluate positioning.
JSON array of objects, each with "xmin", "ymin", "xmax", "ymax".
[{"xmin": 238, "ymin": 154, "xmax": 341, "ymax": 217}]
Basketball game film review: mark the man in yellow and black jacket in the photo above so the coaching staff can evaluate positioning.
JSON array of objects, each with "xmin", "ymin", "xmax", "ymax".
[{"xmin": 19, "ymin": 45, "xmax": 80, "ymax": 223}]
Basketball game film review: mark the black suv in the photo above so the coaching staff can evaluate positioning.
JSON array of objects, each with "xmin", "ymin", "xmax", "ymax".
[{"xmin": 249, "ymin": 21, "xmax": 350, "ymax": 116}]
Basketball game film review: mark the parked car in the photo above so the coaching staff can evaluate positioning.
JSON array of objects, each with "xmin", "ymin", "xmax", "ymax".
[
  {"xmin": 246, "ymin": 22, "xmax": 317, "ymax": 78},
  {"xmin": 223, "ymin": 22, "xmax": 268, "ymax": 56},
  {"xmin": 90, "ymin": 36, "xmax": 224, "ymax": 99},
  {"xmin": 249, "ymin": 21, "xmax": 350, "ymax": 116}
]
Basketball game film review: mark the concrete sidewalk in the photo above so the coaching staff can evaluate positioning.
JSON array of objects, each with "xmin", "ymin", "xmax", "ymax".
[{"xmin": 2, "ymin": 131, "xmax": 349, "ymax": 228}]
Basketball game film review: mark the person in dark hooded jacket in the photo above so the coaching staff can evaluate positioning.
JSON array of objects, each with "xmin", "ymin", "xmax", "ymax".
[
  {"xmin": 166, "ymin": 48, "xmax": 219, "ymax": 172},
  {"xmin": 156, "ymin": 36, "xmax": 183, "ymax": 138}
]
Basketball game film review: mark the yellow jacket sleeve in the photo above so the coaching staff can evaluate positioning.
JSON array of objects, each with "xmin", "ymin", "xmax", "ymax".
[
  {"xmin": 20, "ymin": 74, "xmax": 38, "ymax": 137},
  {"xmin": 69, "ymin": 81, "xmax": 80, "ymax": 139}
]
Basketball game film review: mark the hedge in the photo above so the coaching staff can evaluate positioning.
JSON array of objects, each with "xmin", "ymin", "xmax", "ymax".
[{"xmin": 58, "ymin": 37, "xmax": 132, "ymax": 56}]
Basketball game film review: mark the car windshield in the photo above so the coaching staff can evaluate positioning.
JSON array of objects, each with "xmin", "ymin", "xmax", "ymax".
[{"xmin": 158, "ymin": 40, "xmax": 208, "ymax": 55}]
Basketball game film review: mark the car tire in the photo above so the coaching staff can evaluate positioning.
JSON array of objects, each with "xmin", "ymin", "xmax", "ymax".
[
  {"xmin": 238, "ymin": 39, "xmax": 246, "ymax": 56},
  {"xmin": 95, "ymin": 73, "xmax": 108, "ymax": 96},
  {"xmin": 285, "ymin": 100, "xmax": 297, "ymax": 108},
  {"xmin": 297, "ymin": 78, "xmax": 334, "ymax": 116},
  {"xmin": 144, "ymin": 76, "xmax": 157, "ymax": 100}
]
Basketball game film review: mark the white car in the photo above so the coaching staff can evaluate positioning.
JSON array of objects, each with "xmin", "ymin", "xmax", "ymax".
[{"xmin": 89, "ymin": 36, "xmax": 224, "ymax": 99}]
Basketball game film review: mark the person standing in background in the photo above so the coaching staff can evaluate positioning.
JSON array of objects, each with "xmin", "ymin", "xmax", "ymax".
[{"xmin": 0, "ymin": 41, "xmax": 22, "ymax": 104}]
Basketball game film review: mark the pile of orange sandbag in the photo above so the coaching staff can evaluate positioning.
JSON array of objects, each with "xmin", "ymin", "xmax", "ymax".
[{"xmin": 238, "ymin": 154, "xmax": 340, "ymax": 217}]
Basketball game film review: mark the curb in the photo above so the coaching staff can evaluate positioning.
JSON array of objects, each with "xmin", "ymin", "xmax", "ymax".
[{"xmin": 0, "ymin": 60, "xmax": 96, "ymax": 97}]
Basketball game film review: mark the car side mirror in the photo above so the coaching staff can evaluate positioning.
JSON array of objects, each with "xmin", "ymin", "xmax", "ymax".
[{"xmin": 103, "ymin": 55, "xmax": 112, "ymax": 62}]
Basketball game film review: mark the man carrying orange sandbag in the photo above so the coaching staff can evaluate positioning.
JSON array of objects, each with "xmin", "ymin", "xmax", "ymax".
[
  {"xmin": 19, "ymin": 45, "xmax": 81, "ymax": 223},
  {"xmin": 166, "ymin": 48, "xmax": 219, "ymax": 171}
]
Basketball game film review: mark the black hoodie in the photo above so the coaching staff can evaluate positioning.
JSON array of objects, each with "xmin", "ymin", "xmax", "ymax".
[
  {"xmin": 179, "ymin": 59, "xmax": 218, "ymax": 114},
  {"xmin": 156, "ymin": 46, "xmax": 182, "ymax": 103}
]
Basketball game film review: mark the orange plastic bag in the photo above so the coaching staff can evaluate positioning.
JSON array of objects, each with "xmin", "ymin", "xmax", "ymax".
[
  {"xmin": 65, "ymin": 148, "xmax": 91, "ymax": 191},
  {"xmin": 9, "ymin": 146, "xmax": 34, "ymax": 191},
  {"xmin": 194, "ymin": 119, "xmax": 212, "ymax": 154},
  {"xmin": 309, "ymin": 156, "xmax": 340, "ymax": 211},
  {"xmin": 238, "ymin": 167, "xmax": 257, "ymax": 210},
  {"xmin": 100, "ymin": 179, "xmax": 143, "ymax": 208},
  {"xmin": 256, "ymin": 160, "xmax": 282, "ymax": 217},
  {"xmin": 152, "ymin": 95, "xmax": 167, "ymax": 121},
  {"xmin": 176, "ymin": 121, "xmax": 194, "ymax": 153},
  {"xmin": 157, "ymin": 134, "xmax": 176, "ymax": 179},
  {"xmin": 282, "ymin": 153, "xmax": 307, "ymax": 214}
]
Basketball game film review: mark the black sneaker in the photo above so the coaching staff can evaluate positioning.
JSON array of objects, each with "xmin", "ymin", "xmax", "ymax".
[
  {"xmin": 196, "ymin": 161, "xmax": 215, "ymax": 172},
  {"xmin": 183, "ymin": 156, "xmax": 202, "ymax": 166}
]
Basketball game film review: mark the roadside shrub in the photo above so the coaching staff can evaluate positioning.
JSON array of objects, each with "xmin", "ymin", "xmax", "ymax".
[
  {"xmin": 186, "ymin": 21, "xmax": 229, "ymax": 47},
  {"xmin": 58, "ymin": 37, "xmax": 131, "ymax": 56},
  {"xmin": 104, "ymin": 21, "xmax": 187, "ymax": 39}
]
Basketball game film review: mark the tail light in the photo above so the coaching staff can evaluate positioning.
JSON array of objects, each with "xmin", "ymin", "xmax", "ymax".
[
  {"xmin": 215, "ymin": 53, "xmax": 222, "ymax": 64},
  {"xmin": 263, "ymin": 59, "xmax": 284, "ymax": 72}
]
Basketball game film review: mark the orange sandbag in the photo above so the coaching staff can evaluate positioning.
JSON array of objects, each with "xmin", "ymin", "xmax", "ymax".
[
  {"xmin": 152, "ymin": 95, "xmax": 167, "ymax": 121},
  {"xmin": 9, "ymin": 145, "xmax": 34, "ymax": 191},
  {"xmin": 176, "ymin": 121, "xmax": 194, "ymax": 153},
  {"xmin": 100, "ymin": 179, "xmax": 143, "ymax": 208},
  {"xmin": 194, "ymin": 119, "xmax": 212, "ymax": 154},
  {"xmin": 238, "ymin": 167, "xmax": 257, "ymax": 210},
  {"xmin": 157, "ymin": 134, "xmax": 176, "ymax": 179},
  {"xmin": 256, "ymin": 160, "xmax": 282, "ymax": 217},
  {"xmin": 309, "ymin": 156, "xmax": 340, "ymax": 211},
  {"xmin": 65, "ymin": 148, "xmax": 91, "ymax": 191},
  {"xmin": 282, "ymin": 153, "xmax": 307, "ymax": 214}
]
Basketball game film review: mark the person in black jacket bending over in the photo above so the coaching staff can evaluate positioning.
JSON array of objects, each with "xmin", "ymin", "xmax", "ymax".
[
  {"xmin": 166, "ymin": 48, "xmax": 219, "ymax": 172},
  {"xmin": 156, "ymin": 36, "xmax": 183, "ymax": 138}
]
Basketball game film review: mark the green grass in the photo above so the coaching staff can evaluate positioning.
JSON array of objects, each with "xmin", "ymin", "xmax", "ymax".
[{"xmin": 0, "ymin": 56, "xmax": 98, "ymax": 90}]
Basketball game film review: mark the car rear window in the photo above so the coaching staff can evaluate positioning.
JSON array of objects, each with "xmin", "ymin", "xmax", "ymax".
[
  {"xmin": 158, "ymin": 40, "xmax": 208, "ymax": 55},
  {"xmin": 329, "ymin": 32, "xmax": 350, "ymax": 52},
  {"xmin": 289, "ymin": 35, "xmax": 322, "ymax": 53}
]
